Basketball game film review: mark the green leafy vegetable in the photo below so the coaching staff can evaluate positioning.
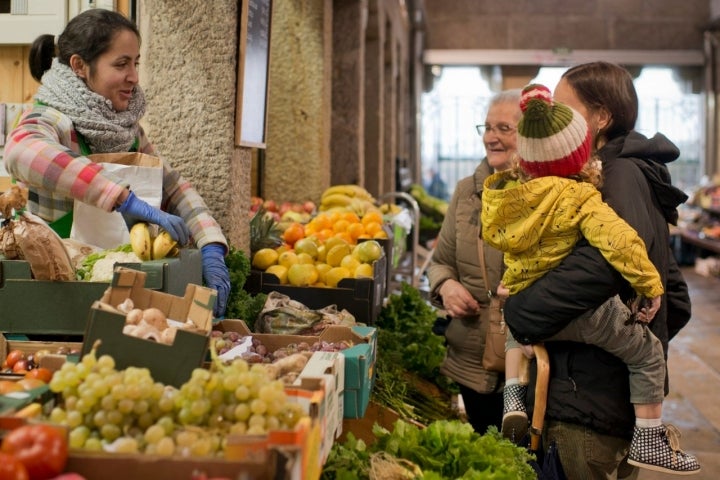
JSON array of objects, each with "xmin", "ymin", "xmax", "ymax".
[
  {"xmin": 225, "ymin": 247, "xmax": 266, "ymax": 328},
  {"xmin": 322, "ymin": 420, "xmax": 537, "ymax": 480}
]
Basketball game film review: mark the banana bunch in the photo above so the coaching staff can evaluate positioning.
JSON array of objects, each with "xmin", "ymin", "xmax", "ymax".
[
  {"xmin": 319, "ymin": 184, "xmax": 378, "ymax": 216},
  {"xmin": 379, "ymin": 203, "xmax": 403, "ymax": 215},
  {"xmin": 129, "ymin": 222, "xmax": 180, "ymax": 261}
]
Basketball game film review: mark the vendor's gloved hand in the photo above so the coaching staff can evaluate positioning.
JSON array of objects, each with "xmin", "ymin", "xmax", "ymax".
[
  {"xmin": 117, "ymin": 191, "xmax": 190, "ymax": 245},
  {"xmin": 201, "ymin": 243, "xmax": 230, "ymax": 318}
]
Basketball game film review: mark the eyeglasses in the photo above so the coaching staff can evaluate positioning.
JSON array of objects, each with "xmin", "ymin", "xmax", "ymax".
[{"xmin": 476, "ymin": 123, "xmax": 516, "ymax": 137}]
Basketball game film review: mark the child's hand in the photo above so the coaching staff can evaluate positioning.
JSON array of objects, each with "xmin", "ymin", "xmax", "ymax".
[{"xmin": 496, "ymin": 283, "xmax": 510, "ymax": 299}]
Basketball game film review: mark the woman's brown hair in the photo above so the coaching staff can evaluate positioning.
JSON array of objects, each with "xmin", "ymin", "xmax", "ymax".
[{"xmin": 561, "ymin": 62, "xmax": 638, "ymax": 144}]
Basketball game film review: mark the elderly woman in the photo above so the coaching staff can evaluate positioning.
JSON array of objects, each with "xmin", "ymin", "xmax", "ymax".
[{"xmin": 427, "ymin": 89, "xmax": 521, "ymax": 434}]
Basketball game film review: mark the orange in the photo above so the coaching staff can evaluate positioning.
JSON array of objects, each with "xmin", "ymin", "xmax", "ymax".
[
  {"xmin": 333, "ymin": 231, "xmax": 353, "ymax": 245},
  {"xmin": 313, "ymin": 213, "xmax": 333, "ymax": 231},
  {"xmin": 318, "ymin": 228, "xmax": 334, "ymax": 242},
  {"xmin": 363, "ymin": 221, "xmax": 383, "ymax": 237},
  {"xmin": 361, "ymin": 211, "xmax": 383, "ymax": 227},
  {"xmin": 347, "ymin": 222, "xmax": 365, "ymax": 241},
  {"xmin": 282, "ymin": 222, "xmax": 305, "ymax": 247},
  {"xmin": 332, "ymin": 219, "xmax": 350, "ymax": 233},
  {"xmin": 342, "ymin": 212, "xmax": 360, "ymax": 224},
  {"xmin": 373, "ymin": 229, "xmax": 389, "ymax": 239}
]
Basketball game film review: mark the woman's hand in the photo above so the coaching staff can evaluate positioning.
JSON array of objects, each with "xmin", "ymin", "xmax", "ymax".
[
  {"xmin": 439, "ymin": 279, "xmax": 480, "ymax": 317},
  {"xmin": 634, "ymin": 296, "xmax": 662, "ymax": 323}
]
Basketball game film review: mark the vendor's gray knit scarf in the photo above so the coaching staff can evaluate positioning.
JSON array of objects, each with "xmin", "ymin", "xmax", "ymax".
[{"xmin": 35, "ymin": 58, "xmax": 146, "ymax": 153}]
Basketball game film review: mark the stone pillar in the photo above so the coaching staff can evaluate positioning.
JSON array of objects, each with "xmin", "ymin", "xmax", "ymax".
[
  {"xmin": 331, "ymin": 0, "xmax": 367, "ymax": 186},
  {"xmin": 264, "ymin": 0, "xmax": 332, "ymax": 204},
  {"xmin": 364, "ymin": 0, "xmax": 385, "ymax": 198},
  {"xmin": 137, "ymin": 0, "xmax": 250, "ymax": 250}
]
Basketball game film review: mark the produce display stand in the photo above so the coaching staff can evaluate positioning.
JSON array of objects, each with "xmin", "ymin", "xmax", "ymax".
[{"xmin": 379, "ymin": 191, "xmax": 433, "ymax": 290}]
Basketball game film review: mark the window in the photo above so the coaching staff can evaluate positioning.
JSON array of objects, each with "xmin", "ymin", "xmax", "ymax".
[{"xmin": 421, "ymin": 65, "xmax": 704, "ymax": 199}]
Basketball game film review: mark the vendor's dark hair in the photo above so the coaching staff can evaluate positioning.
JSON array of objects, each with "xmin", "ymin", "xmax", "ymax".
[{"xmin": 29, "ymin": 9, "xmax": 140, "ymax": 82}]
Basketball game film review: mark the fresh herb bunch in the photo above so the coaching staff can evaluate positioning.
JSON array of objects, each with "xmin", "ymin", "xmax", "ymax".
[
  {"xmin": 224, "ymin": 247, "xmax": 266, "ymax": 328},
  {"xmin": 375, "ymin": 282, "xmax": 447, "ymax": 384}
]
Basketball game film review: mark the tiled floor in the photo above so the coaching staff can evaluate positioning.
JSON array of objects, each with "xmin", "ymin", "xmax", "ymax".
[{"xmin": 637, "ymin": 267, "xmax": 720, "ymax": 479}]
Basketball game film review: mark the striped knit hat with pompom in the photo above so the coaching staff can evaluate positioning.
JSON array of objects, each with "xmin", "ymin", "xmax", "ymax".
[{"xmin": 516, "ymin": 83, "xmax": 592, "ymax": 178}]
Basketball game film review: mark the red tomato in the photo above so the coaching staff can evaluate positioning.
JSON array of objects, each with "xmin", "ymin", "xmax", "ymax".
[
  {"xmin": 0, "ymin": 452, "xmax": 29, "ymax": 480},
  {"xmin": 5, "ymin": 350, "xmax": 25, "ymax": 369},
  {"xmin": 1, "ymin": 425, "xmax": 68, "ymax": 480},
  {"xmin": 24, "ymin": 368, "xmax": 52, "ymax": 384}
]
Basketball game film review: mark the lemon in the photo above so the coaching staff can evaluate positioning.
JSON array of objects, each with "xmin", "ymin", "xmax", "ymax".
[
  {"xmin": 315, "ymin": 262, "xmax": 332, "ymax": 283},
  {"xmin": 326, "ymin": 243, "xmax": 352, "ymax": 267},
  {"xmin": 325, "ymin": 267, "xmax": 351, "ymax": 288},
  {"xmin": 294, "ymin": 237, "xmax": 319, "ymax": 260},
  {"xmin": 287, "ymin": 263, "xmax": 319, "ymax": 286},
  {"xmin": 324, "ymin": 236, "xmax": 349, "ymax": 253},
  {"xmin": 296, "ymin": 252, "xmax": 315, "ymax": 264},
  {"xmin": 265, "ymin": 264, "xmax": 288, "ymax": 284},
  {"xmin": 354, "ymin": 263, "xmax": 374, "ymax": 278},
  {"xmin": 316, "ymin": 244, "xmax": 327, "ymax": 263},
  {"xmin": 278, "ymin": 251, "xmax": 299, "ymax": 269},
  {"xmin": 355, "ymin": 240, "xmax": 384, "ymax": 263},
  {"xmin": 340, "ymin": 255, "xmax": 361, "ymax": 274},
  {"xmin": 252, "ymin": 248, "xmax": 279, "ymax": 270}
]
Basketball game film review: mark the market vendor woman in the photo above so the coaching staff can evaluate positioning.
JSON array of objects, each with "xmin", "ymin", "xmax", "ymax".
[{"xmin": 3, "ymin": 9, "xmax": 230, "ymax": 317}]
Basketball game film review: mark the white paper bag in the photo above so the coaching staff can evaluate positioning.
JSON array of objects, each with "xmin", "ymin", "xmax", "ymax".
[{"xmin": 70, "ymin": 153, "xmax": 163, "ymax": 249}]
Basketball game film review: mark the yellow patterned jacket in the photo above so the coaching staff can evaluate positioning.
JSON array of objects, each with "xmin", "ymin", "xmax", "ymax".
[{"xmin": 481, "ymin": 170, "xmax": 664, "ymax": 298}]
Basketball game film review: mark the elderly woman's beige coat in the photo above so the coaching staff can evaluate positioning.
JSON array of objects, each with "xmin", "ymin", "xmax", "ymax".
[{"xmin": 427, "ymin": 159, "xmax": 505, "ymax": 393}]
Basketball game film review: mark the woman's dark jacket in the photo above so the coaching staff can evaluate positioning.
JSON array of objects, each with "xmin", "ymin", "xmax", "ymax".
[{"xmin": 504, "ymin": 131, "xmax": 692, "ymax": 439}]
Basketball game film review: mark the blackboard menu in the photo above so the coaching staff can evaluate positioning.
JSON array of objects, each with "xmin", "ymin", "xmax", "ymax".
[{"xmin": 236, "ymin": 0, "xmax": 272, "ymax": 147}]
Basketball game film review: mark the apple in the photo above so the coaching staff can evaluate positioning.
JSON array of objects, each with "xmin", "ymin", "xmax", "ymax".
[
  {"xmin": 279, "ymin": 201, "xmax": 293, "ymax": 215},
  {"xmin": 263, "ymin": 199, "xmax": 278, "ymax": 212},
  {"xmin": 303, "ymin": 200, "xmax": 316, "ymax": 214},
  {"xmin": 291, "ymin": 203, "xmax": 305, "ymax": 213}
]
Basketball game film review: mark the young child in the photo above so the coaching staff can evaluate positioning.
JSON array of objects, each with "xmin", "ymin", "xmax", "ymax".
[{"xmin": 480, "ymin": 84, "xmax": 700, "ymax": 475}]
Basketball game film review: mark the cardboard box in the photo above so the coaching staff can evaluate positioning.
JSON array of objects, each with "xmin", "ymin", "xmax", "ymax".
[
  {"xmin": 225, "ymin": 416, "xmax": 321, "ymax": 480},
  {"xmin": 246, "ymin": 254, "xmax": 387, "ymax": 325},
  {"xmin": 0, "ymin": 334, "xmax": 82, "ymax": 361},
  {"xmin": 293, "ymin": 352, "xmax": 344, "ymax": 463},
  {"xmin": 215, "ymin": 319, "xmax": 377, "ymax": 419},
  {"xmin": 0, "ymin": 334, "xmax": 81, "ymax": 375},
  {"xmin": 0, "ymin": 249, "xmax": 201, "ymax": 336},
  {"xmin": 81, "ymin": 268, "xmax": 215, "ymax": 387},
  {"xmin": 65, "ymin": 452, "xmax": 281, "ymax": 480}
]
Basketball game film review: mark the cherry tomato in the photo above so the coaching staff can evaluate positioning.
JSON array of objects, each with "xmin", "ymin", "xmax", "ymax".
[
  {"xmin": 24, "ymin": 368, "xmax": 52, "ymax": 384},
  {"xmin": 0, "ymin": 452, "xmax": 29, "ymax": 480},
  {"xmin": 1, "ymin": 425, "xmax": 68, "ymax": 480}
]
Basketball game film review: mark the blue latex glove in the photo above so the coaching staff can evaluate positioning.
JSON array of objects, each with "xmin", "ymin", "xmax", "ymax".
[
  {"xmin": 201, "ymin": 243, "xmax": 230, "ymax": 318},
  {"xmin": 117, "ymin": 191, "xmax": 190, "ymax": 245}
]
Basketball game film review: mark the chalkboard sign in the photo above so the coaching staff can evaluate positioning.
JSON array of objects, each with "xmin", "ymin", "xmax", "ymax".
[{"xmin": 236, "ymin": 0, "xmax": 272, "ymax": 148}]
